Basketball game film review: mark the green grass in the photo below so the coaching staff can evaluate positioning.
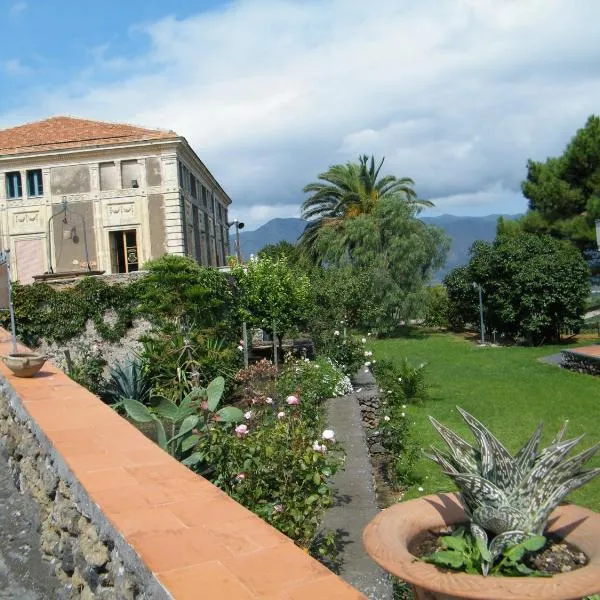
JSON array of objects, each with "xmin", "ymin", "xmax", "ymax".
[{"xmin": 371, "ymin": 331, "xmax": 600, "ymax": 511}]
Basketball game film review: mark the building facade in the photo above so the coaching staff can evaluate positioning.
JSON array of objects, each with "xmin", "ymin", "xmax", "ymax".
[{"xmin": 0, "ymin": 116, "xmax": 231, "ymax": 282}]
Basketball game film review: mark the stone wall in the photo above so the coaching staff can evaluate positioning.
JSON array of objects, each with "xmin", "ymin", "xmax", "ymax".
[
  {"xmin": 0, "ymin": 390, "xmax": 143, "ymax": 599},
  {"xmin": 561, "ymin": 351, "xmax": 600, "ymax": 376}
]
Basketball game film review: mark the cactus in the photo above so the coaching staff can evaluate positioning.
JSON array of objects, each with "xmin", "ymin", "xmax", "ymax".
[{"xmin": 426, "ymin": 408, "xmax": 600, "ymax": 569}]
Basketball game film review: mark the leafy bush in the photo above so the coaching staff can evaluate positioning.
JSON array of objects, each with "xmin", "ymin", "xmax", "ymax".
[
  {"xmin": 313, "ymin": 330, "xmax": 366, "ymax": 376},
  {"xmin": 233, "ymin": 359, "xmax": 278, "ymax": 405},
  {"xmin": 444, "ymin": 233, "xmax": 590, "ymax": 344},
  {"xmin": 123, "ymin": 376, "xmax": 243, "ymax": 465},
  {"xmin": 378, "ymin": 404, "xmax": 421, "ymax": 488},
  {"xmin": 276, "ymin": 356, "xmax": 352, "ymax": 426},
  {"xmin": 138, "ymin": 321, "xmax": 242, "ymax": 403},
  {"xmin": 423, "ymin": 285, "xmax": 450, "ymax": 328},
  {"xmin": 197, "ymin": 397, "xmax": 343, "ymax": 550},
  {"xmin": 372, "ymin": 357, "xmax": 427, "ymax": 405},
  {"xmin": 66, "ymin": 342, "xmax": 107, "ymax": 397},
  {"xmin": 137, "ymin": 255, "xmax": 235, "ymax": 330}
]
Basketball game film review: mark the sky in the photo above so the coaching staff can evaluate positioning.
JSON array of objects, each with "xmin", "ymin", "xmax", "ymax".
[{"xmin": 1, "ymin": 0, "xmax": 599, "ymax": 230}]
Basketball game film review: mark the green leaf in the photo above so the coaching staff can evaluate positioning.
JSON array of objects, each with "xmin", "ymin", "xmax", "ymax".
[
  {"xmin": 154, "ymin": 397, "xmax": 179, "ymax": 421},
  {"xmin": 178, "ymin": 415, "xmax": 200, "ymax": 437},
  {"xmin": 181, "ymin": 434, "xmax": 200, "ymax": 452},
  {"xmin": 521, "ymin": 535, "xmax": 546, "ymax": 552},
  {"xmin": 313, "ymin": 472, "xmax": 321, "ymax": 485},
  {"xmin": 441, "ymin": 535, "xmax": 466, "ymax": 553},
  {"xmin": 515, "ymin": 563, "xmax": 536, "ymax": 575},
  {"xmin": 123, "ymin": 399, "xmax": 154, "ymax": 423},
  {"xmin": 306, "ymin": 494, "xmax": 319, "ymax": 505},
  {"xmin": 424, "ymin": 550, "xmax": 465, "ymax": 569},
  {"xmin": 182, "ymin": 452, "xmax": 205, "ymax": 466},
  {"xmin": 207, "ymin": 376, "xmax": 225, "ymax": 411},
  {"xmin": 153, "ymin": 417, "xmax": 168, "ymax": 451},
  {"xmin": 216, "ymin": 406, "xmax": 244, "ymax": 423}
]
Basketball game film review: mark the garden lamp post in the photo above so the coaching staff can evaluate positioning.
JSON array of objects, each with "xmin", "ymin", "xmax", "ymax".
[
  {"xmin": 473, "ymin": 282, "xmax": 485, "ymax": 344},
  {"xmin": 227, "ymin": 219, "xmax": 248, "ymax": 367},
  {"xmin": 227, "ymin": 219, "xmax": 245, "ymax": 263},
  {"xmin": 596, "ymin": 219, "xmax": 600, "ymax": 251}
]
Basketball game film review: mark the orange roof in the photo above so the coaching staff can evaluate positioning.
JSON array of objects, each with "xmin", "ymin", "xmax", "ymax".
[{"xmin": 0, "ymin": 116, "xmax": 178, "ymax": 156}]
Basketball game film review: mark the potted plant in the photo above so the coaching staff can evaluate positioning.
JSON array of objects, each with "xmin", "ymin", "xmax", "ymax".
[{"xmin": 363, "ymin": 408, "xmax": 600, "ymax": 600}]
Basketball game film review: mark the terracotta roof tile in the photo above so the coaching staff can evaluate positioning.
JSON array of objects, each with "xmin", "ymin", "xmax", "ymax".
[{"xmin": 0, "ymin": 116, "xmax": 178, "ymax": 156}]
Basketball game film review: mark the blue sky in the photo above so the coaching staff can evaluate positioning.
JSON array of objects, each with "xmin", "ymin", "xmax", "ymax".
[{"xmin": 2, "ymin": 0, "xmax": 600, "ymax": 230}]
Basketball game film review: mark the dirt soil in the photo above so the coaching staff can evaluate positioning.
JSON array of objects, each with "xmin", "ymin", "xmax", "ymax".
[{"xmin": 411, "ymin": 525, "xmax": 588, "ymax": 576}]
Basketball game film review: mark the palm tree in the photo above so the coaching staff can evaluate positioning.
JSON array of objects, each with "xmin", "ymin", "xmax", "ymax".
[{"xmin": 299, "ymin": 155, "xmax": 432, "ymax": 260}]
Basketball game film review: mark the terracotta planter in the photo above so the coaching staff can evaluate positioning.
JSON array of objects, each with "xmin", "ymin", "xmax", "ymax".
[
  {"xmin": 363, "ymin": 493, "xmax": 600, "ymax": 600},
  {"xmin": 2, "ymin": 353, "xmax": 46, "ymax": 378}
]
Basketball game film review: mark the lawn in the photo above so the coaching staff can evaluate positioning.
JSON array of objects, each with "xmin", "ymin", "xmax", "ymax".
[{"xmin": 371, "ymin": 331, "xmax": 600, "ymax": 511}]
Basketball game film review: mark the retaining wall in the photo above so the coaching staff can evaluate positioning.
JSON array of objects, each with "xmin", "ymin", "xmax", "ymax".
[{"xmin": 0, "ymin": 330, "xmax": 364, "ymax": 599}]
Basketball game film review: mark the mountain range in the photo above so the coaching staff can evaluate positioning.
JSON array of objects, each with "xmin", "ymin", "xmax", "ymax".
[{"xmin": 233, "ymin": 214, "xmax": 520, "ymax": 279}]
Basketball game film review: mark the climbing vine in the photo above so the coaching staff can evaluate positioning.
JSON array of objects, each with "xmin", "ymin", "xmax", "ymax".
[{"xmin": 4, "ymin": 277, "xmax": 137, "ymax": 346}]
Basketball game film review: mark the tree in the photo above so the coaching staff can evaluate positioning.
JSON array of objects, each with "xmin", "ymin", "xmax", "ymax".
[
  {"xmin": 299, "ymin": 154, "xmax": 432, "ymax": 260},
  {"xmin": 257, "ymin": 240, "xmax": 299, "ymax": 264},
  {"xmin": 444, "ymin": 233, "xmax": 589, "ymax": 344},
  {"xmin": 232, "ymin": 255, "xmax": 311, "ymax": 341},
  {"xmin": 313, "ymin": 199, "xmax": 449, "ymax": 334},
  {"xmin": 521, "ymin": 115, "xmax": 600, "ymax": 249}
]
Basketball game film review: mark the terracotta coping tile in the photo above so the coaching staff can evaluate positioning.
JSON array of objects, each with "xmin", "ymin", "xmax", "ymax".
[
  {"xmin": 0, "ymin": 330, "xmax": 365, "ymax": 599},
  {"xmin": 222, "ymin": 546, "xmax": 333, "ymax": 596},
  {"xmin": 157, "ymin": 561, "xmax": 257, "ymax": 600}
]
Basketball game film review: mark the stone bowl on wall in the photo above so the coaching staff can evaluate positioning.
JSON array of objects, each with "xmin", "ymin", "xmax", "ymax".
[{"xmin": 2, "ymin": 353, "xmax": 46, "ymax": 378}]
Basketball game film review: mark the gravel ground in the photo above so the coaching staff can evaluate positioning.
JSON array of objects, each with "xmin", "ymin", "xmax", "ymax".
[{"xmin": 0, "ymin": 456, "xmax": 60, "ymax": 599}]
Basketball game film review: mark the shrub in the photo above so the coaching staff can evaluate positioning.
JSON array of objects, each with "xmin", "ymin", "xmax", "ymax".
[
  {"xmin": 137, "ymin": 255, "xmax": 235, "ymax": 330},
  {"xmin": 423, "ymin": 285, "xmax": 450, "ymax": 328},
  {"xmin": 233, "ymin": 359, "xmax": 278, "ymax": 405},
  {"xmin": 66, "ymin": 342, "xmax": 107, "ymax": 397},
  {"xmin": 138, "ymin": 321, "xmax": 242, "ymax": 403},
  {"xmin": 123, "ymin": 376, "xmax": 244, "ymax": 465},
  {"xmin": 377, "ymin": 404, "xmax": 421, "ymax": 488},
  {"xmin": 445, "ymin": 233, "xmax": 590, "ymax": 344},
  {"xmin": 103, "ymin": 357, "xmax": 152, "ymax": 408},
  {"xmin": 313, "ymin": 330, "xmax": 366, "ymax": 376},
  {"xmin": 372, "ymin": 357, "xmax": 427, "ymax": 405},
  {"xmin": 276, "ymin": 356, "xmax": 352, "ymax": 426},
  {"xmin": 197, "ymin": 397, "xmax": 343, "ymax": 551}
]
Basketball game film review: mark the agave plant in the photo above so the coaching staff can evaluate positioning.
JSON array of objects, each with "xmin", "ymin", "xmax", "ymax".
[
  {"xmin": 104, "ymin": 356, "xmax": 152, "ymax": 407},
  {"xmin": 426, "ymin": 408, "xmax": 600, "ymax": 573}
]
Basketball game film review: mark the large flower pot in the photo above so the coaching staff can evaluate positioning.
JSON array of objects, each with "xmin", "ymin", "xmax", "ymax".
[
  {"xmin": 2, "ymin": 353, "xmax": 46, "ymax": 378},
  {"xmin": 363, "ymin": 493, "xmax": 600, "ymax": 600}
]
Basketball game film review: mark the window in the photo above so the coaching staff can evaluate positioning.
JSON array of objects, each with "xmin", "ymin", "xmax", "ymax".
[
  {"xmin": 178, "ymin": 161, "xmax": 184, "ymax": 188},
  {"xmin": 26, "ymin": 169, "xmax": 43, "ymax": 197},
  {"xmin": 99, "ymin": 162, "xmax": 118, "ymax": 191},
  {"xmin": 190, "ymin": 176, "xmax": 197, "ymax": 198},
  {"xmin": 121, "ymin": 160, "xmax": 141, "ymax": 189},
  {"xmin": 202, "ymin": 186, "xmax": 208, "ymax": 208},
  {"xmin": 5, "ymin": 172, "xmax": 22, "ymax": 199}
]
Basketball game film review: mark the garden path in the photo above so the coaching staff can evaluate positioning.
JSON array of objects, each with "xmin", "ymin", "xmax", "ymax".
[{"xmin": 321, "ymin": 369, "xmax": 393, "ymax": 600}]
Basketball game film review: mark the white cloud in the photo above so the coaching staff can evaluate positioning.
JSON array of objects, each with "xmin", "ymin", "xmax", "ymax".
[{"xmin": 4, "ymin": 0, "xmax": 600, "ymax": 225}]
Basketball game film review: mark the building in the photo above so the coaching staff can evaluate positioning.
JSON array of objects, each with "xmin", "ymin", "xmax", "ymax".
[{"xmin": 0, "ymin": 116, "xmax": 231, "ymax": 282}]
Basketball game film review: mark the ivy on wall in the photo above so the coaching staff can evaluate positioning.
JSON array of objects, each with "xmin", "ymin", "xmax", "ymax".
[{"xmin": 3, "ymin": 277, "xmax": 137, "ymax": 346}]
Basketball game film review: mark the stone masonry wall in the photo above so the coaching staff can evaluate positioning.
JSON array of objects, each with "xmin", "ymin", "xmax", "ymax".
[
  {"xmin": 0, "ymin": 390, "xmax": 148, "ymax": 599},
  {"xmin": 561, "ymin": 351, "xmax": 600, "ymax": 376}
]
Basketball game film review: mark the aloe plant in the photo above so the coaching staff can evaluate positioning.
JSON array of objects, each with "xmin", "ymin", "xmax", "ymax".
[
  {"xmin": 124, "ymin": 376, "xmax": 243, "ymax": 467},
  {"xmin": 426, "ymin": 408, "xmax": 600, "ymax": 573}
]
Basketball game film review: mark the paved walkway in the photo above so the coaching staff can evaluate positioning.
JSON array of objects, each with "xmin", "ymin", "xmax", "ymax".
[
  {"xmin": 321, "ymin": 370, "xmax": 392, "ymax": 600},
  {"xmin": 0, "ymin": 456, "xmax": 59, "ymax": 599}
]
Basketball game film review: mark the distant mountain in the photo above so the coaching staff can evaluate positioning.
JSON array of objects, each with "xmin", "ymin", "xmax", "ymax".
[
  {"xmin": 234, "ymin": 214, "xmax": 521, "ymax": 279},
  {"xmin": 234, "ymin": 218, "xmax": 307, "ymax": 257}
]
